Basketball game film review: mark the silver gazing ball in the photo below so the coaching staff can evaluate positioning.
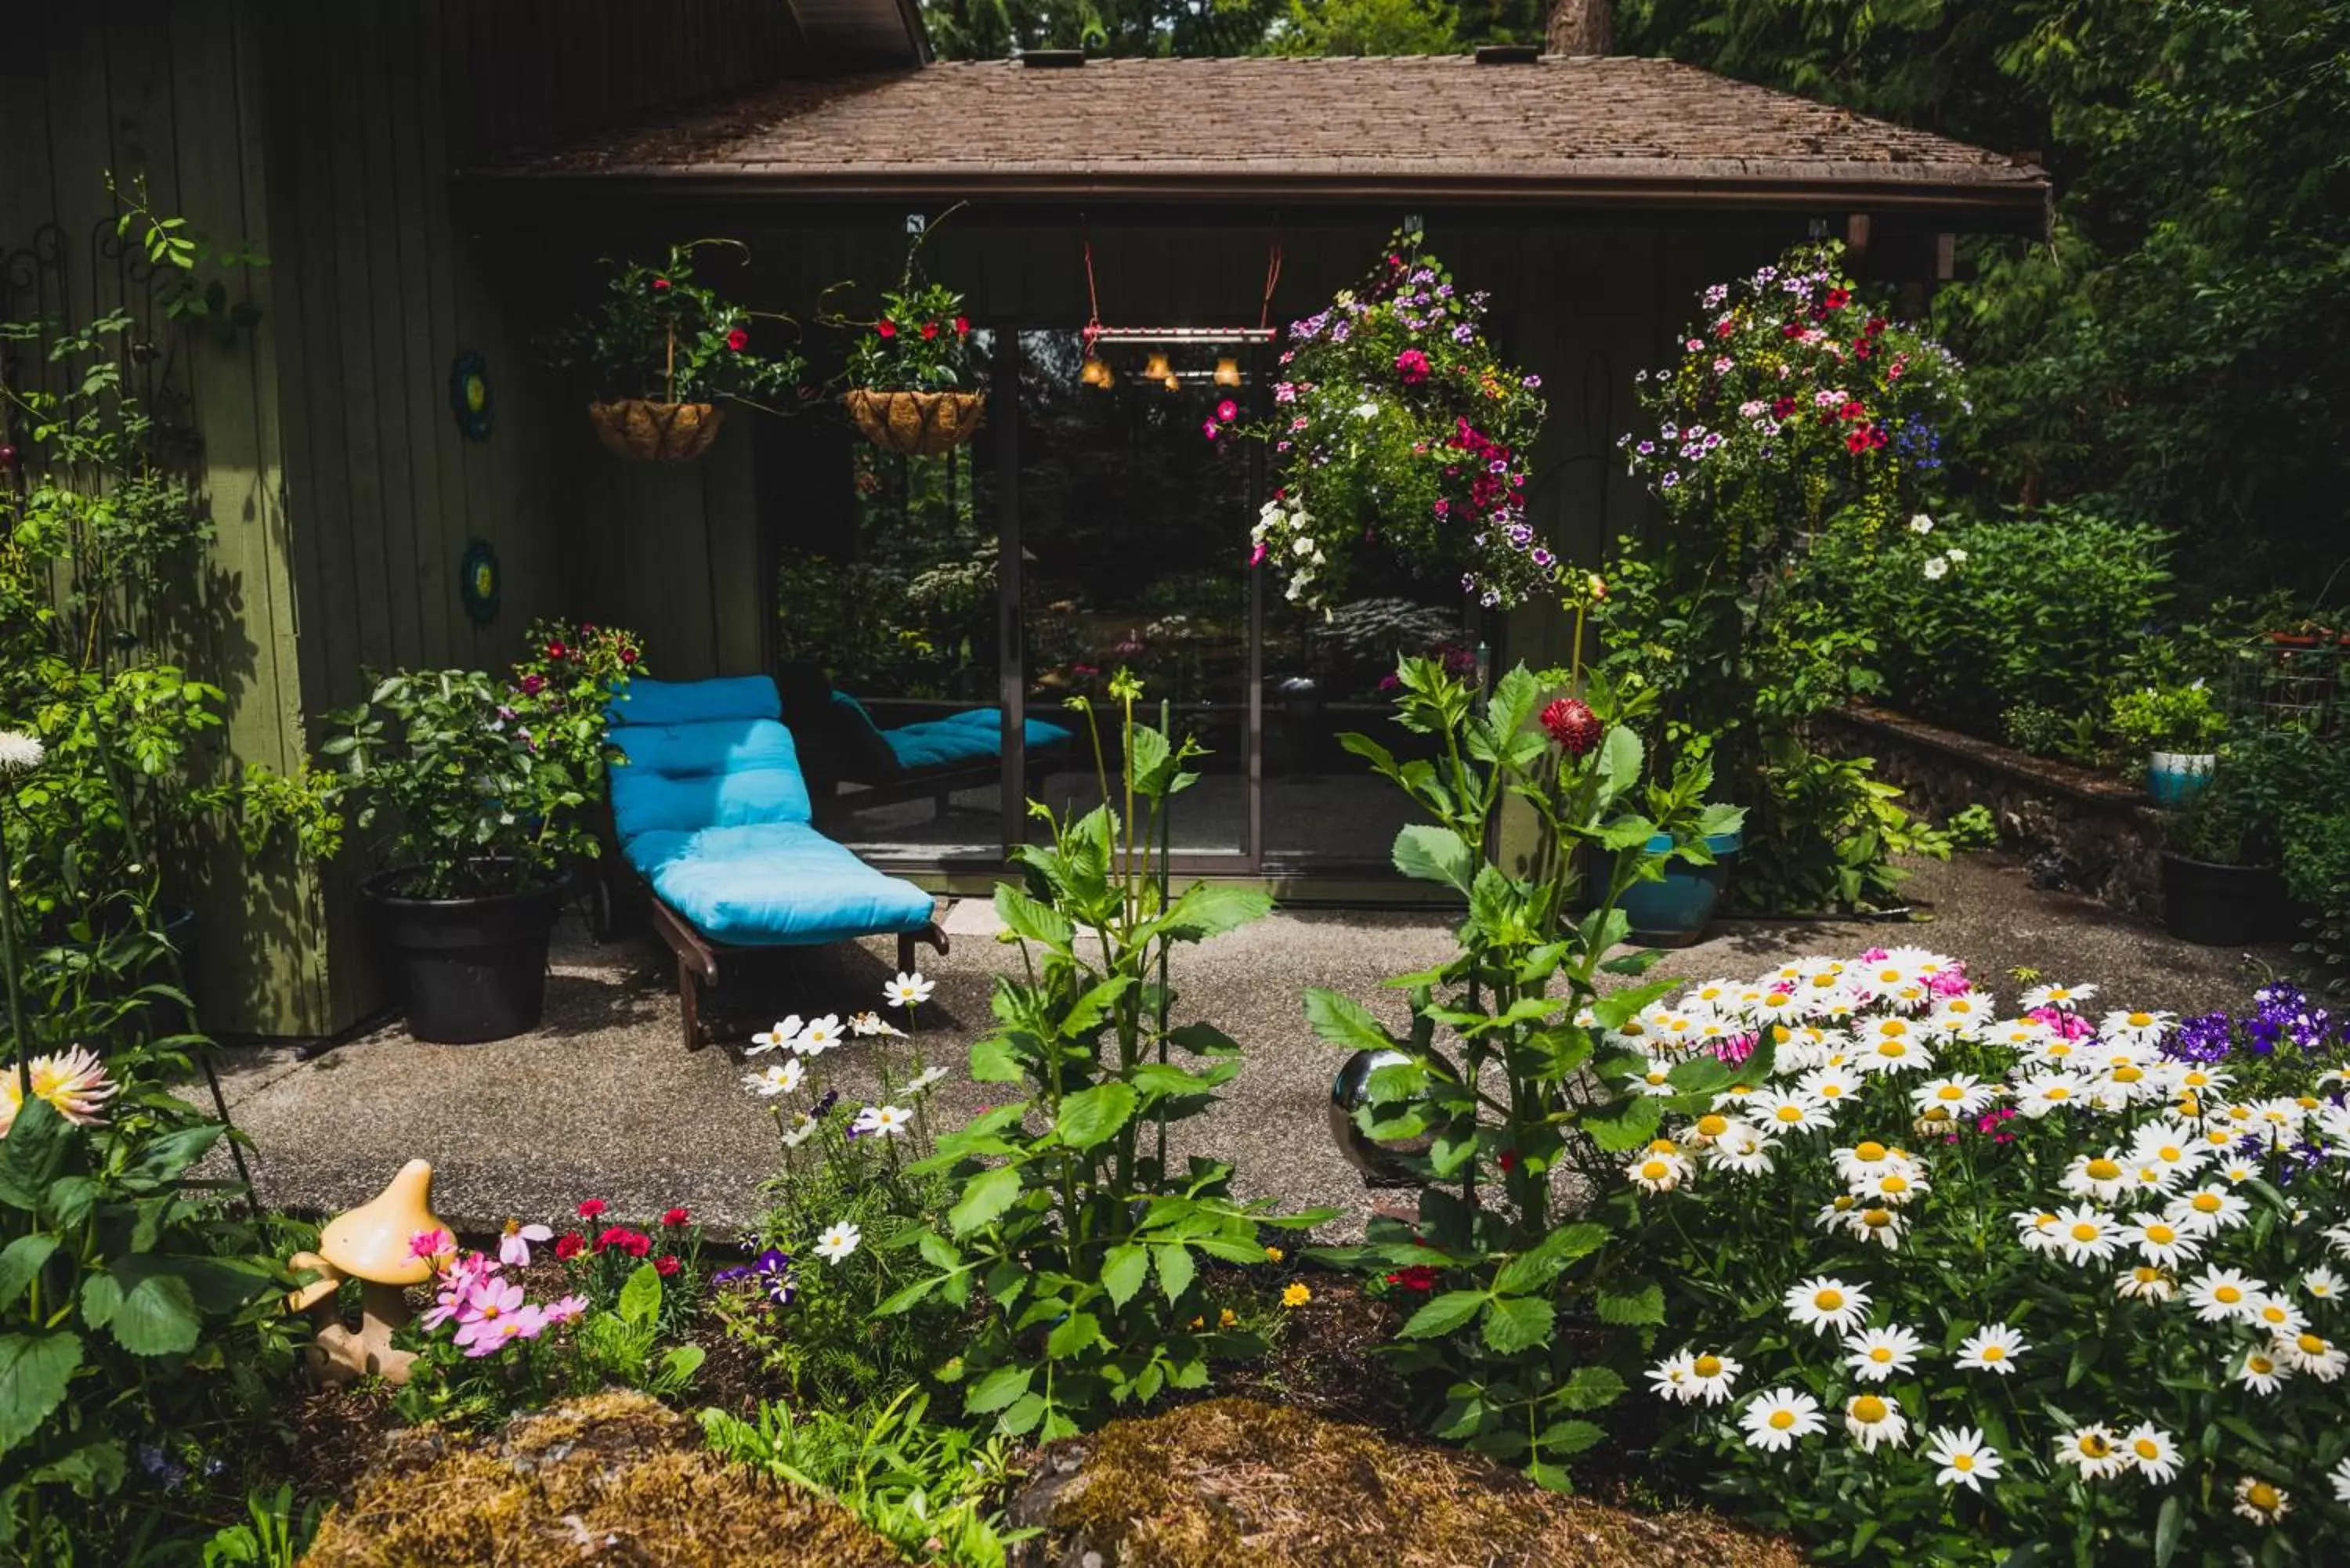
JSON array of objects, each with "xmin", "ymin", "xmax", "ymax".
[{"xmin": 1329, "ymin": 1049, "xmax": 1432, "ymax": 1188}]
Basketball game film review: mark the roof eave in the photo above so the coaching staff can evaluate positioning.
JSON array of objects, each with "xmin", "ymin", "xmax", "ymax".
[{"xmin": 455, "ymin": 165, "xmax": 2050, "ymax": 232}]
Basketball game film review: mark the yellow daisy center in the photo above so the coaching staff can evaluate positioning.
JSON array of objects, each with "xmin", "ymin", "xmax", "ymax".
[
  {"xmin": 1881, "ymin": 1176, "xmax": 1911, "ymax": 1195},
  {"xmin": 1815, "ymin": 1288, "xmax": 1844, "ymax": 1311},
  {"xmin": 2086, "ymin": 1158, "xmax": 2123, "ymax": 1180},
  {"xmin": 2193, "ymin": 1193, "xmax": 2223, "ymax": 1213},
  {"xmin": 1936, "ymin": 1085, "xmax": 1965, "ymax": 1101},
  {"xmin": 2134, "ymin": 1438, "xmax": 2161, "ymax": 1461},
  {"xmin": 2070, "ymin": 1223, "xmax": 2099, "ymax": 1243},
  {"xmin": 1856, "ymin": 1141, "xmax": 1886, "ymax": 1162},
  {"xmin": 2146, "ymin": 1224, "xmax": 2177, "ymax": 1245},
  {"xmin": 1639, "ymin": 1161, "xmax": 1669, "ymax": 1182},
  {"xmin": 1648, "ymin": 1138, "xmax": 1679, "ymax": 1155},
  {"xmin": 2298, "ymin": 1333, "xmax": 2326, "ymax": 1357},
  {"xmin": 1979, "ymin": 1344, "xmax": 2006, "ymax": 1361},
  {"xmin": 1868, "ymin": 1346, "xmax": 1893, "ymax": 1364},
  {"xmin": 1862, "ymin": 1209, "xmax": 1894, "ymax": 1228},
  {"xmin": 2248, "ymin": 1483, "xmax": 2280, "ymax": 1510},
  {"xmin": 1694, "ymin": 1354, "xmax": 1723, "ymax": 1378},
  {"xmin": 1952, "ymin": 1452, "xmax": 1976, "ymax": 1471},
  {"xmin": 1769, "ymin": 1408, "xmax": 1795, "ymax": 1430},
  {"xmin": 2259, "ymin": 1305, "xmax": 2287, "ymax": 1324},
  {"xmin": 1774, "ymin": 1106, "xmax": 1804, "ymax": 1124},
  {"xmin": 2249, "ymin": 1354, "xmax": 2275, "ymax": 1374},
  {"xmin": 2113, "ymin": 1066, "xmax": 2144, "ymax": 1084},
  {"xmin": 2216, "ymin": 1284, "xmax": 2243, "ymax": 1304},
  {"xmin": 1697, "ymin": 1115, "xmax": 1729, "ymax": 1138},
  {"xmin": 2078, "ymin": 1434, "xmax": 2111, "ymax": 1459},
  {"xmin": 2128, "ymin": 1012, "xmax": 2154, "ymax": 1028},
  {"xmin": 1850, "ymin": 1396, "xmax": 1888, "ymax": 1424}
]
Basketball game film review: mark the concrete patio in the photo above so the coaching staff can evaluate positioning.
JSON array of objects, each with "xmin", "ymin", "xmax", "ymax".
[{"xmin": 207, "ymin": 851, "xmax": 2296, "ymax": 1238}]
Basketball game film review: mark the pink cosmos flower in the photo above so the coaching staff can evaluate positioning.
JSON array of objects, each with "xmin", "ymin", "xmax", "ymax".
[
  {"xmin": 453, "ymin": 1277, "xmax": 526, "ymax": 1350},
  {"xmin": 408, "ymin": 1228, "xmax": 454, "ymax": 1262},
  {"xmin": 462, "ymin": 1304, "xmax": 548, "ymax": 1357},
  {"xmin": 499, "ymin": 1219, "xmax": 553, "ymax": 1268},
  {"xmin": 543, "ymin": 1293, "xmax": 590, "ymax": 1326}
]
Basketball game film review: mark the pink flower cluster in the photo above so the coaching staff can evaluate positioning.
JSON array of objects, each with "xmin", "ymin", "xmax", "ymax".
[{"xmin": 412, "ymin": 1230, "xmax": 588, "ymax": 1360}]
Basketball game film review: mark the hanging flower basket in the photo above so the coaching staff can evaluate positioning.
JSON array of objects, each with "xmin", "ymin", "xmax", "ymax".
[
  {"xmin": 586, "ymin": 399, "xmax": 727, "ymax": 463},
  {"xmin": 844, "ymin": 388, "xmax": 985, "ymax": 456}
]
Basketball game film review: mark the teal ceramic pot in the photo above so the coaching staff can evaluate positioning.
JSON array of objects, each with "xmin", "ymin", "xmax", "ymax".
[
  {"xmin": 2146, "ymin": 750, "xmax": 2216, "ymax": 808},
  {"xmin": 1612, "ymin": 830, "xmax": 1741, "ymax": 948}
]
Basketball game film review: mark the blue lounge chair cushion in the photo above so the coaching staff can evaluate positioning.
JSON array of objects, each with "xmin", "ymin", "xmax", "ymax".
[
  {"xmin": 882, "ymin": 714, "xmax": 1075, "ymax": 771},
  {"xmin": 609, "ymin": 674, "xmax": 781, "ymax": 728},
  {"xmin": 622, "ymin": 822, "xmax": 935, "ymax": 946},
  {"xmin": 609, "ymin": 717, "xmax": 812, "ymax": 839}
]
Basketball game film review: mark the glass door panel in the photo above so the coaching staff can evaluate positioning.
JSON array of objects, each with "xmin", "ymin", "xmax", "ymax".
[{"xmin": 1013, "ymin": 330, "xmax": 1257, "ymax": 859}]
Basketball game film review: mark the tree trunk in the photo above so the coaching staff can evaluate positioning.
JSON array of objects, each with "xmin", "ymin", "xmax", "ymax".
[{"xmin": 1546, "ymin": 0, "xmax": 1612, "ymax": 56}]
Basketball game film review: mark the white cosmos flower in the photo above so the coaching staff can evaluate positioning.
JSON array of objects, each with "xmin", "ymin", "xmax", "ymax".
[
  {"xmin": 1843, "ymin": 1392, "xmax": 1908, "ymax": 1451},
  {"xmin": 2233, "ymin": 1476, "xmax": 2291, "ymax": 1526},
  {"xmin": 1922, "ymin": 1425, "xmax": 2002, "ymax": 1492},
  {"xmin": 1954, "ymin": 1322, "xmax": 2028, "ymax": 1374},
  {"xmin": 815, "ymin": 1220, "xmax": 862, "ymax": 1264},
  {"xmin": 851, "ymin": 1104, "xmax": 913, "ymax": 1139},
  {"xmin": 884, "ymin": 970, "xmax": 935, "ymax": 1008},
  {"xmin": 0, "ymin": 732, "xmax": 43, "ymax": 774},
  {"xmin": 1842, "ymin": 1324, "xmax": 1925, "ymax": 1383},
  {"xmin": 849, "ymin": 1010, "xmax": 906, "ymax": 1038},
  {"xmin": 2280, "ymin": 1330, "xmax": 2347, "ymax": 1382},
  {"xmin": 743, "ymin": 1059, "xmax": 806, "ymax": 1097},
  {"xmin": 2123, "ymin": 1423, "xmax": 2182, "ymax": 1484},
  {"xmin": 794, "ymin": 1014, "xmax": 846, "ymax": 1055},
  {"xmin": 2236, "ymin": 1346, "xmax": 2291, "ymax": 1395},
  {"xmin": 2187, "ymin": 1268, "xmax": 2269, "ymax": 1324},
  {"xmin": 2052, "ymin": 1425, "xmax": 2130, "ymax": 1480},
  {"xmin": 747, "ymin": 1014, "xmax": 805, "ymax": 1056},
  {"xmin": 778, "ymin": 1112, "xmax": 820, "ymax": 1149},
  {"xmin": 1738, "ymin": 1388, "xmax": 1825, "ymax": 1451},
  {"xmin": 1784, "ymin": 1276, "xmax": 1871, "ymax": 1336},
  {"xmin": 2019, "ymin": 981, "xmax": 2095, "ymax": 1012},
  {"xmin": 903, "ymin": 1064, "xmax": 949, "ymax": 1097}
]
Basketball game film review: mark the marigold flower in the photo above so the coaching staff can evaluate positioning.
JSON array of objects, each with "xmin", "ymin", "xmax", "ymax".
[{"xmin": 1281, "ymin": 1282, "xmax": 1312, "ymax": 1308}]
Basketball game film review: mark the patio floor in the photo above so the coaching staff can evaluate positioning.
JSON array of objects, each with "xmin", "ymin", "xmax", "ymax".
[{"xmin": 206, "ymin": 852, "xmax": 2294, "ymax": 1240}]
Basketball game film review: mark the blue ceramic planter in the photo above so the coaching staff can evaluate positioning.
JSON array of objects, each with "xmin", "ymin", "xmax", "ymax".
[
  {"xmin": 2146, "ymin": 751, "xmax": 2216, "ymax": 809},
  {"xmin": 1613, "ymin": 830, "xmax": 1742, "ymax": 948}
]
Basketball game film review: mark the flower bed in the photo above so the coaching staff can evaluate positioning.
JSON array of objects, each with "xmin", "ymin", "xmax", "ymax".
[{"xmin": 1608, "ymin": 948, "xmax": 2348, "ymax": 1563}]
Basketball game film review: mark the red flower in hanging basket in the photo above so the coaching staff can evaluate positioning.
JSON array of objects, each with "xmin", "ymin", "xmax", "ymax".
[
  {"xmin": 651, "ymin": 277, "xmax": 671, "ymax": 291},
  {"xmin": 921, "ymin": 321, "xmax": 940, "ymax": 341},
  {"xmin": 1216, "ymin": 399, "xmax": 1238, "ymax": 422},
  {"xmin": 1781, "ymin": 321, "xmax": 1803, "ymax": 339},
  {"xmin": 620, "ymin": 649, "xmax": 639, "ymax": 666},
  {"xmin": 1824, "ymin": 287, "xmax": 1851, "ymax": 309},
  {"xmin": 545, "ymin": 641, "xmax": 569, "ymax": 659},
  {"xmin": 1864, "ymin": 316, "xmax": 1887, "ymax": 337},
  {"xmin": 725, "ymin": 327, "xmax": 748, "ymax": 352},
  {"xmin": 1837, "ymin": 400, "xmax": 1867, "ymax": 422},
  {"xmin": 876, "ymin": 320, "xmax": 897, "ymax": 339},
  {"xmin": 518, "ymin": 674, "xmax": 546, "ymax": 695},
  {"xmin": 954, "ymin": 316, "xmax": 971, "ymax": 336},
  {"xmin": 1770, "ymin": 397, "xmax": 1796, "ymax": 420}
]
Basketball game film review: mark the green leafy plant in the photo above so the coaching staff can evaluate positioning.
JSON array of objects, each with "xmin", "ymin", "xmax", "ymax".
[
  {"xmin": 2110, "ymin": 681, "xmax": 2227, "ymax": 755},
  {"xmin": 1943, "ymin": 804, "xmax": 1999, "ymax": 851},
  {"xmin": 1302, "ymin": 657, "xmax": 1758, "ymax": 1489},
  {"xmin": 836, "ymin": 215, "xmax": 982, "ymax": 394},
  {"xmin": 878, "ymin": 673, "xmax": 1331, "ymax": 1440},
  {"xmin": 566, "ymin": 1263, "xmax": 707, "ymax": 1400},
  {"xmin": 198, "ymin": 1483, "xmax": 320, "ymax": 1568},
  {"xmin": 703, "ymin": 1387, "xmax": 1030, "ymax": 1568},
  {"xmin": 318, "ymin": 621, "xmax": 642, "ymax": 898},
  {"xmin": 2165, "ymin": 725, "xmax": 2336, "ymax": 868},
  {"xmin": 546, "ymin": 238, "xmax": 805, "ymax": 406}
]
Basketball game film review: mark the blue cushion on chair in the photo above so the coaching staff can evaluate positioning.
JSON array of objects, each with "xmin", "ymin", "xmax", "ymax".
[
  {"xmin": 609, "ymin": 718, "xmax": 813, "ymax": 840},
  {"xmin": 622, "ymin": 822, "xmax": 935, "ymax": 946},
  {"xmin": 880, "ymin": 712, "xmax": 1076, "ymax": 771},
  {"xmin": 608, "ymin": 674, "xmax": 781, "ymax": 728}
]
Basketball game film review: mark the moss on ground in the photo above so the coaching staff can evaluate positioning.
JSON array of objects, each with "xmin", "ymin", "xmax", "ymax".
[
  {"xmin": 299, "ymin": 1391, "xmax": 901, "ymax": 1567},
  {"xmin": 1024, "ymin": 1396, "xmax": 1802, "ymax": 1568}
]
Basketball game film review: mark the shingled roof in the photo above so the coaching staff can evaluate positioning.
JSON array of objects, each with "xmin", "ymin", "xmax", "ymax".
[{"xmin": 463, "ymin": 54, "xmax": 2047, "ymax": 223}]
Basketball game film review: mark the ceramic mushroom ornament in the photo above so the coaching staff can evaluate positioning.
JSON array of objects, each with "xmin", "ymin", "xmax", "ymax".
[{"xmin": 287, "ymin": 1158, "xmax": 448, "ymax": 1386}]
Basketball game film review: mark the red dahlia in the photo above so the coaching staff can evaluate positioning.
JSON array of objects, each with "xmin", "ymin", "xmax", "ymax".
[
  {"xmin": 876, "ymin": 320, "xmax": 897, "ymax": 339},
  {"xmin": 1539, "ymin": 696, "xmax": 1602, "ymax": 756}
]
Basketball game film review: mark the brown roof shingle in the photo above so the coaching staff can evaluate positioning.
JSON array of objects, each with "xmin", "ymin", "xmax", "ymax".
[{"xmin": 465, "ymin": 55, "xmax": 2048, "ymax": 220}]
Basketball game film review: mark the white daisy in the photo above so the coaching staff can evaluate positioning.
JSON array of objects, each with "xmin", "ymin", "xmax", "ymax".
[
  {"xmin": 884, "ymin": 970, "xmax": 935, "ymax": 1008},
  {"xmin": 1854, "ymin": 1168, "xmax": 1929, "ymax": 1208},
  {"xmin": 2012, "ymin": 1208, "xmax": 2066, "ymax": 1255},
  {"xmin": 2052, "ymin": 1425, "xmax": 2129, "ymax": 1480},
  {"xmin": 2330, "ymin": 1455, "xmax": 2350, "ymax": 1506},
  {"xmin": 747, "ymin": 1014, "xmax": 805, "ymax": 1056},
  {"xmin": 2186, "ymin": 1267, "xmax": 2268, "ymax": 1324},
  {"xmin": 2049, "ymin": 1204, "xmax": 2122, "ymax": 1266},
  {"xmin": 1842, "ymin": 1324, "xmax": 1925, "ymax": 1383},
  {"xmin": 2059, "ymin": 1151, "xmax": 2133, "ymax": 1204},
  {"xmin": 1922, "ymin": 1425, "xmax": 2002, "ymax": 1493},
  {"xmin": 1704, "ymin": 1125, "xmax": 1777, "ymax": 1176},
  {"xmin": 1739, "ymin": 1388, "xmax": 1825, "ymax": 1452},
  {"xmin": 2120, "ymin": 1216, "xmax": 2202, "ymax": 1270},
  {"xmin": 2301, "ymin": 1264, "xmax": 2344, "ymax": 1304},
  {"xmin": 2247, "ymin": 1295, "xmax": 2308, "ymax": 1340},
  {"xmin": 2279, "ymin": 1330, "xmax": 2347, "ymax": 1382},
  {"xmin": 2235, "ymin": 1346, "xmax": 2290, "ymax": 1395},
  {"xmin": 1841, "ymin": 1205, "xmax": 1909, "ymax": 1251},
  {"xmin": 2096, "ymin": 1008, "xmax": 2174, "ymax": 1050},
  {"xmin": 1683, "ymin": 1349, "xmax": 1742, "ymax": 1404},
  {"xmin": 1855, "ymin": 1017, "xmax": 1936, "ymax": 1075},
  {"xmin": 1796, "ymin": 1065, "xmax": 1865, "ymax": 1107},
  {"xmin": 1911, "ymin": 1074, "xmax": 1996, "ymax": 1117},
  {"xmin": 2167, "ymin": 1185, "xmax": 2251, "ymax": 1235},
  {"xmin": 1784, "ymin": 1276, "xmax": 1871, "ymax": 1337},
  {"xmin": 1748, "ymin": 1088, "xmax": 1833, "ymax": 1135},
  {"xmin": 1832, "ymin": 1140, "xmax": 1921, "ymax": 1185},
  {"xmin": 2232, "ymin": 1476, "xmax": 2290, "ymax": 1526},
  {"xmin": 1647, "ymin": 1349, "xmax": 1697, "ymax": 1403},
  {"xmin": 2115, "ymin": 1265, "xmax": 2176, "ymax": 1302},
  {"xmin": 1626, "ymin": 1148, "xmax": 1694, "ymax": 1192},
  {"xmin": 814, "ymin": 1220, "xmax": 862, "ymax": 1264},
  {"xmin": 2121, "ymin": 1423, "xmax": 2182, "ymax": 1484},
  {"xmin": 2012, "ymin": 1071, "xmax": 2096, "ymax": 1118},
  {"xmin": 2019, "ymin": 981, "xmax": 2095, "ymax": 1012},
  {"xmin": 1954, "ymin": 1322, "xmax": 2028, "ymax": 1374},
  {"xmin": 743, "ymin": 1059, "xmax": 806, "ymax": 1097},
  {"xmin": 1843, "ymin": 1392, "xmax": 1907, "ymax": 1451}
]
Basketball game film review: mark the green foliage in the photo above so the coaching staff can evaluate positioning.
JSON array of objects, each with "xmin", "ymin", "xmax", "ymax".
[
  {"xmin": 880, "ymin": 676, "xmax": 1329, "ymax": 1440},
  {"xmin": 1305, "ymin": 657, "xmax": 1758, "ymax": 1490},
  {"xmin": 2109, "ymin": 681, "xmax": 2226, "ymax": 757},
  {"xmin": 841, "ymin": 282, "xmax": 980, "ymax": 394},
  {"xmin": 2165, "ymin": 724, "xmax": 2338, "ymax": 869},
  {"xmin": 318, "ymin": 620, "xmax": 642, "ymax": 898},
  {"xmin": 1942, "ymin": 804, "xmax": 1998, "ymax": 851},
  {"xmin": 199, "ymin": 1483, "xmax": 321, "ymax": 1568},
  {"xmin": 1261, "ymin": 0, "xmax": 1458, "ymax": 54},
  {"xmin": 106, "ymin": 170, "xmax": 267, "ymax": 345},
  {"xmin": 702, "ymin": 1386, "xmax": 1031, "ymax": 1568},
  {"xmin": 1240, "ymin": 226, "xmax": 1550, "ymax": 609},
  {"xmin": 546, "ymin": 239, "xmax": 805, "ymax": 406}
]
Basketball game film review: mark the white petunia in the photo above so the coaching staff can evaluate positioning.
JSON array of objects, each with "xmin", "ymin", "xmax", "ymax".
[
  {"xmin": 1907, "ymin": 513, "xmax": 1934, "ymax": 534},
  {"xmin": 1922, "ymin": 555, "xmax": 1950, "ymax": 581},
  {"xmin": 1739, "ymin": 1388, "xmax": 1825, "ymax": 1452},
  {"xmin": 1954, "ymin": 1322, "xmax": 2028, "ymax": 1374},
  {"xmin": 1922, "ymin": 1425, "xmax": 2002, "ymax": 1492}
]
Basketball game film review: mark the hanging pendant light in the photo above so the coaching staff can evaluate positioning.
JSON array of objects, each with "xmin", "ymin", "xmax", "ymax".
[
  {"xmin": 1213, "ymin": 356, "xmax": 1242, "ymax": 388},
  {"xmin": 1142, "ymin": 350, "xmax": 1172, "ymax": 386},
  {"xmin": 1080, "ymin": 355, "xmax": 1112, "ymax": 388}
]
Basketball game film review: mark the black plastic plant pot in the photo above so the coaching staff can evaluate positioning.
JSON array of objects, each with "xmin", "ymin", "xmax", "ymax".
[
  {"xmin": 363, "ymin": 865, "xmax": 569, "ymax": 1043},
  {"xmin": 2159, "ymin": 852, "xmax": 2287, "ymax": 948}
]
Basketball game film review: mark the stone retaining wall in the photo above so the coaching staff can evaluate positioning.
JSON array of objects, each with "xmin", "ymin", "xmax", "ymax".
[{"xmin": 1817, "ymin": 706, "xmax": 2165, "ymax": 916}]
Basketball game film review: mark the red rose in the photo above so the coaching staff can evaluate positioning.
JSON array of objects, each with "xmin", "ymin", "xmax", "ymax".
[
  {"xmin": 554, "ymin": 1232, "xmax": 585, "ymax": 1260},
  {"xmin": 725, "ymin": 327, "xmax": 748, "ymax": 352},
  {"xmin": 877, "ymin": 320, "xmax": 897, "ymax": 339},
  {"xmin": 660, "ymin": 1207, "xmax": 691, "ymax": 1228},
  {"xmin": 953, "ymin": 316, "xmax": 971, "ymax": 336},
  {"xmin": 920, "ymin": 321, "xmax": 939, "ymax": 341},
  {"xmin": 1846, "ymin": 428, "xmax": 1871, "ymax": 453},
  {"xmin": 652, "ymin": 277, "xmax": 671, "ymax": 291},
  {"xmin": 1538, "ymin": 697, "xmax": 1601, "ymax": 757},
  {"xmin": 654, "ymin": 1254, "xmax": 682, "ymax": 1277},
  {"xmin": 546, "ymin": 641, "xmax": 569, "ymax": 660},
  {"xmin": 577, "ymin": 1198, "xmax": 606, "ymax": 1219},
  {"xmin": 1824, "ymin": 287, "xmax": 1851, "ymax": 309}
]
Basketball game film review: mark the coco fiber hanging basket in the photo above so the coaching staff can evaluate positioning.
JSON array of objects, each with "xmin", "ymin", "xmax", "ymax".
[
  {"xmin": 844, "ymin": 388, "xmax": 986, "ymax": 456},
  {"xmin": 586, "ymin": 399, "xmax": 727, "ymax": 462}
]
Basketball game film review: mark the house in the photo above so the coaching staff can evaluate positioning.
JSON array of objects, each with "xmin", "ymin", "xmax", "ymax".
[{"xmin": 0, "ymin": 3, "xmax": 2044, "ymax": 1037}]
